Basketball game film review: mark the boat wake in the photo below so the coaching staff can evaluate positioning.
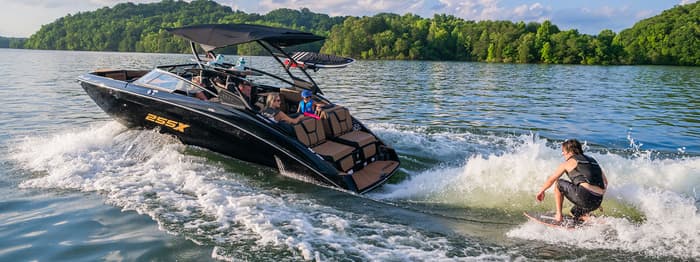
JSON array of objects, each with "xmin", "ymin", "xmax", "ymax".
[
  {"xmin": 9, "ymin": 121, "xmax": 699, "ymax": 260},
  {"xmin": 369, "ymin": 124, "xmax": 700, "ymax": 259},
  {"xmin": 9, "ymin": 122, "xmax": 514, "ymax": 261}
]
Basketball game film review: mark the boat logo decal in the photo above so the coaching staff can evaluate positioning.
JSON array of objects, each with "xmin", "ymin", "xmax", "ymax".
[{"xmin": 145, "ymin": 113, "xmax": 190, "ymax": 132}]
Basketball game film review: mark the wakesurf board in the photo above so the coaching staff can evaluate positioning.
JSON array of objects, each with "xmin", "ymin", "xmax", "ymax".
[
  {"xmin": 523, "ymin": 211, "xmax": 583, "ymax": 229},
  {"xmin": 279, "ymin": 52, "xmax": 355, "ymax": 69}
]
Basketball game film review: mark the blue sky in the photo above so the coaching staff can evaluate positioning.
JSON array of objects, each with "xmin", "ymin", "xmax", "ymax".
[{"xmin": 0, "ymin": 0, "xmax": 696, "ymax": 37}]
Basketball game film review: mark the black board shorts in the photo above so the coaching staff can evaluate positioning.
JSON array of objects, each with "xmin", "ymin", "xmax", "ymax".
[{"xmin": 557, "ymin": 179, "xmax": 603, "ymax": 218}]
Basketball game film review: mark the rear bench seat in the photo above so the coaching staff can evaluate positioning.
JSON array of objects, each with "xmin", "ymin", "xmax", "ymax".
[
  {"xmin": 299, "ymin": 106, "xmax": 400, "ymax": 191},
  {"xmin": 294, "ymin": 117, "xmax": 358, "ymax": 172},
  {"xmin": 318, "ymin": 106, "xmax": 377, "ymax": 161},
  {"xmin": 352, "ymin": 160, "xmax": 400, "ymax": 191}
]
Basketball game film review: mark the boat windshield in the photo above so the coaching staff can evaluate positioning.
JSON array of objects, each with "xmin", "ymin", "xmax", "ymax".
[{"xmin": 134, "ymin": 70, "xmax": 201, "ymax": 95}]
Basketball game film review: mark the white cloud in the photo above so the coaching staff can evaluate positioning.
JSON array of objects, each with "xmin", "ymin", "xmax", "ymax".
[
  {"xmin": 634, "ymin": 9, "xmax": 656, "ymax": 20},
  {"xmin": 5, "ymin": 0, "xmax": 157, "ymax": 9},
  {"xmin": 431, "ymin": 0, "xmax": 500, "ymax": 20},
  {"xmin": 254, "ymin": 0, "xmax": 419, "ymax": 16},
  {"xmin": 680, "ymin": 0, "xmax": 698, "ymax": 5},
  {"xmin": 511, "ymin": 3, "xmax": 550, "ymax": 22},
  {"xmin": 549, "ymin": 6, "xmax": 643, "ymax": 34},
  {"xmin": 251, "ymin": 0, "xmax": 512, "ymax": 20},
  {"xmin": 417, "ymin": 0, "xmax": 551, "ymax": 22}
]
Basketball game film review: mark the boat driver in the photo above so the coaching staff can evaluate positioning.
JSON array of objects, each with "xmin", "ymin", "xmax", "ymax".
[
  {"xmin": 237, "ymin": 80, "xmax": 254, "ymax": 103},
  {"xmin": 238, "ymin": 80, "xmax": 251, "ymax": 98}
]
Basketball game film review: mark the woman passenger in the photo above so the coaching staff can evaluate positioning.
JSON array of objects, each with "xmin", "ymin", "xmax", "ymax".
[{"xmin": 262, "ymin": 93, "xmax": 304, "ymax": 124}]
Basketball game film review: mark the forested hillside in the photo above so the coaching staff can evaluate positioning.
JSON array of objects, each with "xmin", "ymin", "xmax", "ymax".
[
  {"xmin": 23, "ymin": 0, "xmax": 342, "ymax": 54},
  {"xmin": 321, "ymin": 2, "xmax": 699, "ymax": 65},
  {"xmin": 20, "ymin": 0, "xmax": 700, "ymax": 66},
  {"xmin": 618, "ymin": 3, "xmax": 700, "ymax": 65}
]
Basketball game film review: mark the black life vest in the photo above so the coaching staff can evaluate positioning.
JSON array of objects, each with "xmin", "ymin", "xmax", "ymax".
[{"xmin": 566, "ymin": 154, "xmax": 605, "ymax": 189}]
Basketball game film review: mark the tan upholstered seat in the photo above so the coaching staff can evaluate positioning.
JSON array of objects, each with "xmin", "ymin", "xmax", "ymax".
[
  {"xmin": 280, "ymin": 88, "xmax": 302, "ymax": 113},
  {"xmin": 293, "ymin": 117, "xmax": 357, "ymax": 172},
  {"xmin": 338, "ymin": 131, "xmax": 377, "ymax": 158},
  {"xmin": 312, "ymin": 141, "xmax": 355, "ymax": 171},
  {"xmin": 351, "ymin": 160, "xmax": 400, "ymax": 191},
  {"xmin": 319, "ymin": 106, "xmax": 377, "ymax": 160}
]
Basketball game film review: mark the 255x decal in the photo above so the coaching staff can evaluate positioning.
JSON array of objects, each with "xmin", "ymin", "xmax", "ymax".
[{"xmin": 145, "ymin": 113, "xmax": 190, "ymax": 132}]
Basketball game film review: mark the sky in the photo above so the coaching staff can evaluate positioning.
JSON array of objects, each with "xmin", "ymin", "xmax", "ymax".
[{"xmin": 0, "ymin": 0, "xmax": 697, "ymax": 38}]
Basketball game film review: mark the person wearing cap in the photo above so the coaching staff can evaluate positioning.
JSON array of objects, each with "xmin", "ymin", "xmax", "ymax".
[
  {"xmin": 297, "ymin": 89, "xmax": 324, "ymax": 114},
  {"xmin": 535, "ymin": 139, "xmax": 608, "ymax": 222}
]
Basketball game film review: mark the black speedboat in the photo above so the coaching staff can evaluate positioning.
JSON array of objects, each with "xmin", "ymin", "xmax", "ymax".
[{"xmin": 78, "ymin": 24, "xmax": 400, "ymax": 193}]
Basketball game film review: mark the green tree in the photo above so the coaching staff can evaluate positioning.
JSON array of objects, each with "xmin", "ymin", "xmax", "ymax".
[
  {"xmin": 472, "ymin": 29, "xmax": 490, "ymax": 61},
  {"xmin": 541, "ymin": 42, "xmax": 553, "ymax": 63},
  {"xmin": 535, "ymin": 20, "xmax": 558, "ymax": 50},
  {"xmin": 486, "ymin": 43, "xmax": 496, "ymax": 62},
  {"xmin": 517, "ymin": 33, "xmax": 535, "ymax": 63}
]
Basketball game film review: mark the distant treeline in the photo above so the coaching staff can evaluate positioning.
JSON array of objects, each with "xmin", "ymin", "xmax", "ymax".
[
  {"xmin": 17, "ymin": 0, "xmax": 700, "ymax": 66},
  {"xmin": 0, "ymin": 36, "xmax": 25, "ymax": 48}
]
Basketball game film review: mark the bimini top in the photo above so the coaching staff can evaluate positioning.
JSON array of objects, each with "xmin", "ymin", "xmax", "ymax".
[{"xmin": 167, "ymin": 24, "xmax": 325, "ymax": 51}]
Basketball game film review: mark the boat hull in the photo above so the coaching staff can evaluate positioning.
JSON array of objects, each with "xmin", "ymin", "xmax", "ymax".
[{"xmin": 79, "ymin": 74, "xmax": 351, "ymax": 190}]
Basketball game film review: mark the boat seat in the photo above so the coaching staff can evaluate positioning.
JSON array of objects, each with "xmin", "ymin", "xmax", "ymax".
[
  {"xmin": 255, "ymin": 92, "xmax": 275, "ymax": 112},
  {"xmin": 215, "ymin": 87, "xmax": 247, "ymax": 109},
  {"xmin": 100, "ymin": 70, "xmax": 128, "ymax": 81},
  {"xmin": 294, "ymin": 117, "xmax": 357, "ymax": 172},
  {"xmin": 319, "ymin": 106, "xmax": 377, "ymax": 161},
  {"xmin": 351, "ymin": 160, "xmax": 399, "ymax": 191},
  {"xmin": 96, "ymin": 69, "xmax": 149, "ymax": 82},
  {"xmin": 280, "ymin": 88, "xmax": 302, "ymax": 112},
  {"xmin": 213, "ymin": 80, "xmax": 258, "ymax": 110}
]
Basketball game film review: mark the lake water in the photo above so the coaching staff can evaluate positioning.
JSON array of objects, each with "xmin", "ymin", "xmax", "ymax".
[{"xmin": 1, "ymin": 49, "xmax": 698, "ymax": 261}]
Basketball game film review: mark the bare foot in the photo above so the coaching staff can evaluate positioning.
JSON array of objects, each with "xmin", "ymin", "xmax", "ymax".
[{"xmin": 554, "ymin": 213, "xmax": 563, "ymax": 222}]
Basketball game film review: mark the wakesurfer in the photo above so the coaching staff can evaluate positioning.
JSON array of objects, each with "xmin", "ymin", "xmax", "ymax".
[{"xmin": 535, "ymin": 139, "xmax": 608, "ymax": 222}]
